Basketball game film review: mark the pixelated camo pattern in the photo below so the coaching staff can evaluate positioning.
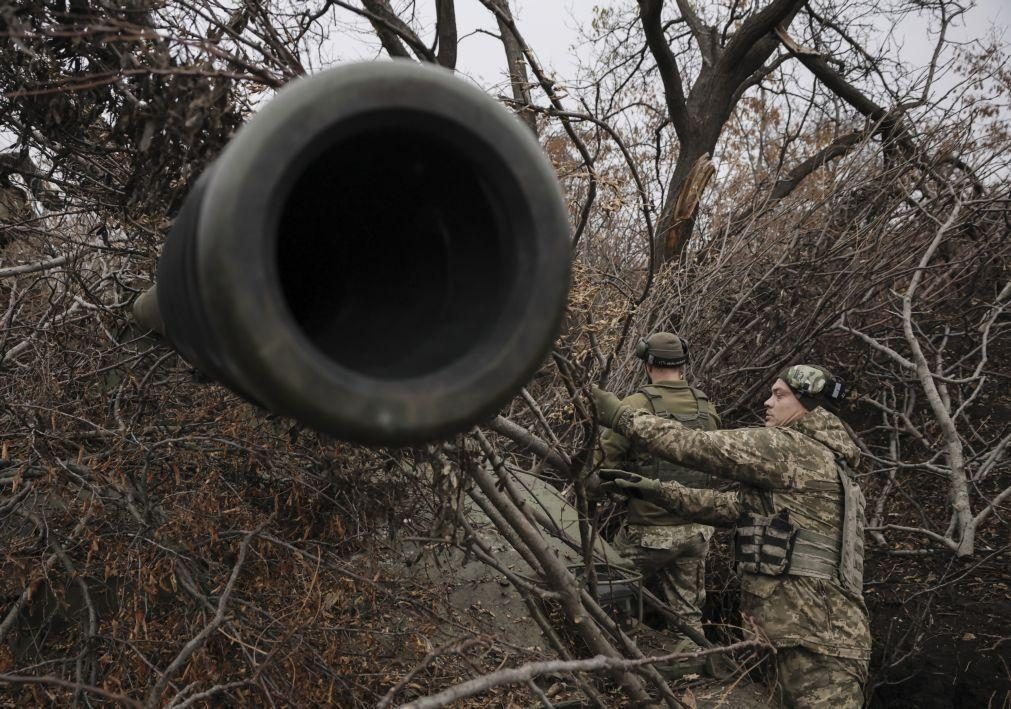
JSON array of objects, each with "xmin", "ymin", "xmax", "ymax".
[
  {"xmin": 616, "ymin": 406, "xmax": 872, "ymax": 660},
  {"xmin": 785, "ymin": 364, "xmax": 829, "ymax": 394},
  {"xmin": 777, "ymin": 646, "xmax": 868, "ymax": 707}
]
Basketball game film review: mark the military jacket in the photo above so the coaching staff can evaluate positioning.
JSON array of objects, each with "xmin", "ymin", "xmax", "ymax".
[
  {"xmin": 599, "ymin": 380, "xmax": 720, "ymax": 526},
  {"xmin": 612, "ymin": 405, "xmax": 872, "ymax": 660}
]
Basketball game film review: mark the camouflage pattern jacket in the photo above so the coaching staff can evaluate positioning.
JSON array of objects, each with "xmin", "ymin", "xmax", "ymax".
[{"xmin": 612, "ymin": 405, "xmax": 872, "ymax": 660}]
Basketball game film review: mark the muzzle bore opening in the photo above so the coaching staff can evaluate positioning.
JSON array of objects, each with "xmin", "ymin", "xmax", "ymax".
[{"xmin": 276, "ymin": 116, "xmax": 515, "ymax": 380}]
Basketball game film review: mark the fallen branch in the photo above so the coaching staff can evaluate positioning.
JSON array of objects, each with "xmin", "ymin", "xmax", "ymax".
[
  {"xmin": 0, "ymin": 672, "xmax": 141, "ymax": 707},
  {"xmin": 0, "ymin": 513, "xmax": 90, "ymax": 644},
  {"xmin": 0, "ymin": 254, "xmax": 71, "ymax": 278},
  {"xmin": 145, "ymin": 516, "xmax": 272, "ymax": 707},
  {"xmin": 398, "ymin": 639, "xmax": 767, "ymax": 709},
  {"xmin": 378, "ymin": 637, "xmax": 487, "ymax": 709}
]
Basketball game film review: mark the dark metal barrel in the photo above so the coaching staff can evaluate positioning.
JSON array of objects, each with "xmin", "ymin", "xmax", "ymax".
[{"xmin": 143, "ymin": 61, "xmax": 571, "ymax": 446}]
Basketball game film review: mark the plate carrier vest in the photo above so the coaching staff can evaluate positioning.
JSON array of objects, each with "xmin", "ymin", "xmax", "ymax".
[
  {"xmin": 733, "ymin": 455, "xmax": 866, "ymax": 597},
  {"xmin": 631, "ymin": 384, "xmax": 716, "ymax": 490}
]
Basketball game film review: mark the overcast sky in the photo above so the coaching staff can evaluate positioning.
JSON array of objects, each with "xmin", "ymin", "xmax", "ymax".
[{"xmin": 377, "ymin": 0, "xmax": 1010, "ymax": 94}]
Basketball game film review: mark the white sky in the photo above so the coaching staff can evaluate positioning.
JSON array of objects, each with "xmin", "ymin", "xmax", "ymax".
[
  {"xmin": 403, "ymin": 0, "xmax": 1009, "ymax": 94},
  {"xmin": 5, "ymin": 1, "xmax": 1006, "ymax": 153}
]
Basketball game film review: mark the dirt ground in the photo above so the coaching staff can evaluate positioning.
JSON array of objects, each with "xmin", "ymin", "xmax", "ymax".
[{"xmin": 864, "ymin": 550, "xmax": 1011, "ymax": 709}]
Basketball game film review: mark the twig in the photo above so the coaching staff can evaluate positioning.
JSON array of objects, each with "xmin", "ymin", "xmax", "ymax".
[
  {"xmin": 0, "ymin": 254, "xmax": 71, "ymax": 278},
  {"xmin": 145, "ymin": 516, "xmax": 273, "ymax": 708},
  {"xmin": 398, "ymin": 639, "xmax": 766, "ymax": 709},
  {"xmin": 377, "ymin": 637, "xmax": 486, "ymax": 709},
  {"xmin": 0, "ymin": 514, "xmax": 90, "ymax": 644},
  {"xmin": 0, "ymin": 673, "xmax": 142, "ymax": 707}
]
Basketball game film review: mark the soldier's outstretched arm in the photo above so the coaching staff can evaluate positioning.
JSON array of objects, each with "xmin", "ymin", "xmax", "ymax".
[
  {"xmin": 597, "ymin": 471, "xmax": 740, "ymax": 524},
  {"xmin": 655, "ymin": 479, "xmax": 741, "ymax": 526},
  {"xmin": 614, "ymin": 408, "xmax": 797, "ymax": 489}
]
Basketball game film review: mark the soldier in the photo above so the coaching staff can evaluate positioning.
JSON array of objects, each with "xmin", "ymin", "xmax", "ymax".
[
  {"xmin": 594, "ymin": 332, "xmax": 720, "ymax": 647},
  {"xmin": 593, "ymin": 364, "xmax": 871, "ymax": 708}
]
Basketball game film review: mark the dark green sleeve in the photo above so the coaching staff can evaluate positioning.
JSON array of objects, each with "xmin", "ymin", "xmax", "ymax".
[
  {"xmin": 596, "ymin": 392, "xmax": 648, "ymax": 470},
  {"xmin": 598, "ymin": 427, "xmax": 631, "ymax": 470},
  {"xmin": 708, "ymin": 400, "xmax": 722, "ymax": 429}
]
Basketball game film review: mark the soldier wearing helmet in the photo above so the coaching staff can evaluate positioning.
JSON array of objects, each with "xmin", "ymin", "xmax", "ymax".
[
  {"xmin": 594, "ymin": 364, "xmax": 871, "ymax": 707},
  {"xmin": 594, "ymin": 332, "xmax": 720, "ymax": 658}
]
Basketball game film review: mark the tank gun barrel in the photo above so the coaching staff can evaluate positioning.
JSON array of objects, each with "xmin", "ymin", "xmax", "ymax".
[{"xmin": 135, "ymin": 61, "xmax": 571, "ymax": 446}]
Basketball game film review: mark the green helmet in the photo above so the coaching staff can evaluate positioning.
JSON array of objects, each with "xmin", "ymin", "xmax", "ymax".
[
  {"xmin": 636, "ymin": 332, "xmax": 689, "ymax": 367},
  {"xmin": 776, "ymin": 364, "xmax": 846, "ymax": 411}
]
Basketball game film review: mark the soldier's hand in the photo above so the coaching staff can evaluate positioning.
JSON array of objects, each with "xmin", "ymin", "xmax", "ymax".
[
  {"xmin": 598, "ymin": 469, "xmax": 662, "ymax": 502},
  {"xmin": 592, "ymin": 386, "xmax": 628, "ymax": 429}
]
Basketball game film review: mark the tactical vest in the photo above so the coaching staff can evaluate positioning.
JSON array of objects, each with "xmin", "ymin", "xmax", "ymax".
[
  {"xmin": 630, "ymin": 385, "xmax": 716, "ymax": 490},
  {"xmin": 733, "ymin": 457, "xmax": 866, "ymax": 597}
]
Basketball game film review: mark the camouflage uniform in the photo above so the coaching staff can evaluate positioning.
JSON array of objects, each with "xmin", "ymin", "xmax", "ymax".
[
  {"xmin": 599, "ymin": 381, "xmax": 720, "ymax": 635},
  {"xmin": 610, "ymin": 405, "xmax": 871, "ymax": 708}
]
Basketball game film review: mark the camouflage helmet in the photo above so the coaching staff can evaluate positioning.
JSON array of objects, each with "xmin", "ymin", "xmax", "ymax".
[
  {"xmin": 776, "ymin": 364, "xmax": 845, "ymax": 411},
  {"xmin": 636, "ymin": 332, "xmax": 689, "ymax": 368}
]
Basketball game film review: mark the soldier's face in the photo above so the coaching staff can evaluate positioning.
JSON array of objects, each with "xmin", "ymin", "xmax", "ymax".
[{"xmin": 763, "ymin": 379, "xmax": 808, "ymax": 427}]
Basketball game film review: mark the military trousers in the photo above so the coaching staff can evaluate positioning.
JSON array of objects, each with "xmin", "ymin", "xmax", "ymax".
[
  {"xmin": 612, "ymin": 522, "xmax": 712, "ymax": 633},
  {"xmin": 775, "ymin": 646, "xmax": 868, "ymax": 708}
]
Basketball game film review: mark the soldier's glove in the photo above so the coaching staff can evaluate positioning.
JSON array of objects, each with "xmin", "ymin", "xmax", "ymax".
[
  {"xmin": 592, "ymin": 386, "xmax": 629, "ymax": 429},
  {"xmin": 598, "ymin": 469, "xmax": 663, "ymax": 504}
]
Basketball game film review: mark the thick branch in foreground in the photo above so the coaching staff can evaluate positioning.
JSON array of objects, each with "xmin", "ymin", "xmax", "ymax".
[
  {"xmin": 464, "ymin": 450, "xmax": 656, "ymax": 705},
  {"xmin": 400, "ymin": 639, "xmax": 766, "ymax": 709},
  {"xmin": 487, "ymin": 415, "xmax": 571, "ymax": 474},
  {"xmin": 0, "ymin": 254, "xmax": 71, "ymax": 278},
  {"xmin": 899, "ymin": 203, "xmax": 973, "ymax": 555}
]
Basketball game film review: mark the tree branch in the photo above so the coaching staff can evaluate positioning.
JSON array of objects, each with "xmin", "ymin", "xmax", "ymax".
[
  {"xmin": 483, "ymin": 0, "xmax": 537, "ymax": 133},
  {"xmin": 0, "ymin": 673, "xmax": 141, "ymax": 708},
  {"xmin": 0, "ymin": 252, "xmax": 71, "ymax": 277},
  {"xmin": 434, "ymin": 0, "xmax": 458, "ymax": 69},
  {"xmin": 145, "ymin": 517, "xmax": 272, "ymax": 707},
  {"xmin": 776, "ymin": 22, "xmax": 909, "ymax": 148},
  {"xmin": 464, "ymin": 445, "xmax": 653, "ymax": 704},
  {"xmin": 971, "ymin": 482, "xmax": 1011, "ymax": 529},
  {"xmin": 357, "ymin": 0, "xmax": 435, "ymax": 62},
  {"xmin": 673, "ymin": 0, "xmax": 716, "ymax": 66},
  {"xmin": 400, "ymin": 639, "xmax": 765, "ymax": 709},
  {"xmin": 721, "ymin": 0, "xmax": 805, "ymax": 70},
  {"xmin": 487, "ymin": 415, "xmax": 571, "ymax": 475},
  {"xmin": 735, "ymin": 129, "xmax": 868, "ymax": 223},
  {"xmin": 638, "ymin": 0, "xmax": 690, "ymax": 140},
  {"xmin": 863, "ymin": 524, "xmax": 958, "ymax": 552}
]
